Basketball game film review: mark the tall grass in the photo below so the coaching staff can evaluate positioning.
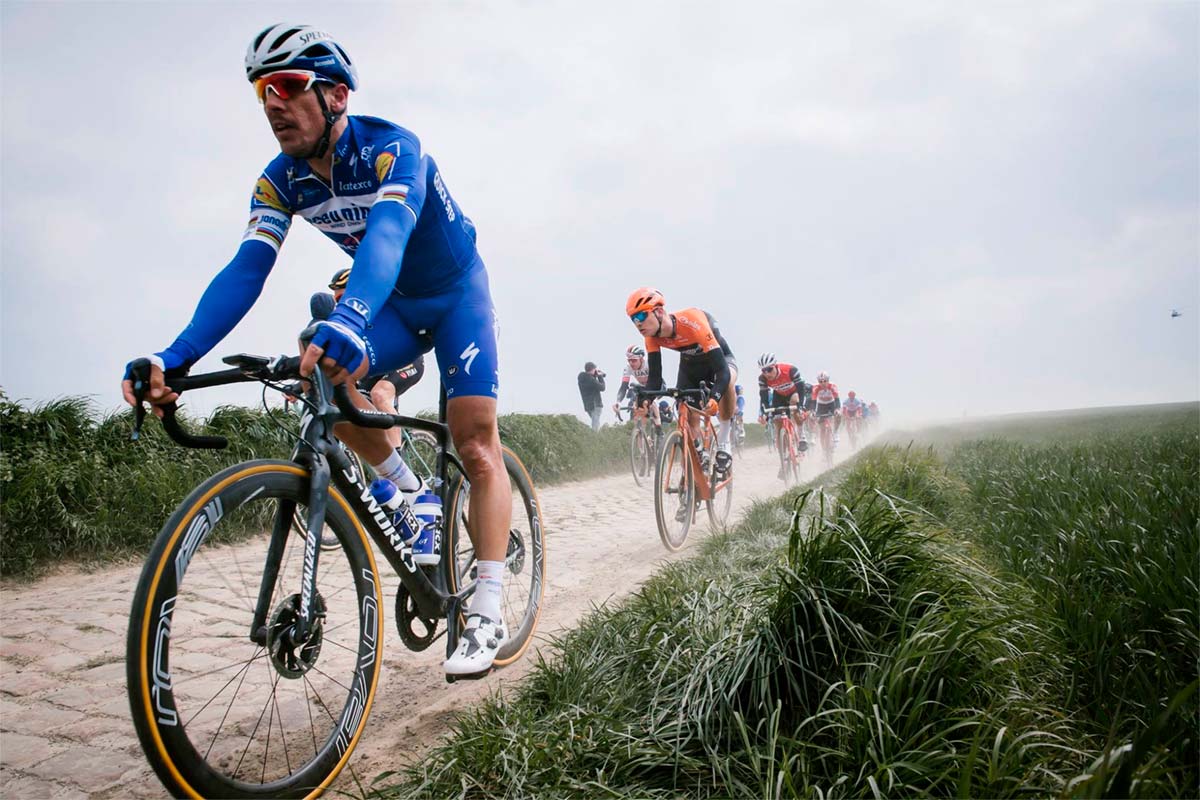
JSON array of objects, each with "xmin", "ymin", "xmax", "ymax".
[
  {"xmin": 946, "ymin": 429, "xmax": 1199, "ymax": 797},
  {"xmin": 383, "ymin": 405, "xmax": 1198, "ymax": 799},
  {"xmin": 818, "ymin": 411, "xmax": 1200, "ymax": 797},
  {"xmin": 394, "ymin": 489, "xmax": 1079, "ymax": 799},
  {"xmin": 0, "ymin": 393, "xmax": 298, "ymax": 577}
]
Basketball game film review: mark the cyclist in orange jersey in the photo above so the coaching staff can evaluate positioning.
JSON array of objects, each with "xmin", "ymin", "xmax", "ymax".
[{"xmin": 625, "ymin": 287, "xmax": 739, "ymax": 477}]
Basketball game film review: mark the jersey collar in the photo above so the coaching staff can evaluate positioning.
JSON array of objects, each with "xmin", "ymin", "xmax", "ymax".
[{"xmin": 287, "ymin": 117, "xmax": 361, "ymax": 184}]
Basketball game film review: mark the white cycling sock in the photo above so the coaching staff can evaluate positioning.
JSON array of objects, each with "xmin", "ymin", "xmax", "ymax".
[
  {"xmin": 718, "ymin": 419, "xmax": 732, "ymax": 451},
  {"xmin": 372, "ymin": 450, "xmax": 420, "ymax": 493},
  {"xmin": 469, "ymin": 560, "xmax": 505, "ymax": 622}
]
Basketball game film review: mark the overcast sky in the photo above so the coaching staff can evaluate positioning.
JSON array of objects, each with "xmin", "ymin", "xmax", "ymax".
[{"xmin": 2, "ymin": 1, "xmax": 1197, "ymax": 426}]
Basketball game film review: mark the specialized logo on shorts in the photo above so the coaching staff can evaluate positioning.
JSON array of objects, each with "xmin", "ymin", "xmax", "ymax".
[
  {"xmin": 253, "ymin": 177, "xmax": 287, "ymax": 212},
  {"xmin": 374, "ymin": 151, "xmax": 395, "ymax": 182},
  {"xmin": 460, "ymin": 342, "xmax": 480, "ymax": 375}
]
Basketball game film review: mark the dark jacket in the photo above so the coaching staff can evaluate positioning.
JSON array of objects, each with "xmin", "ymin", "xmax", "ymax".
[{"xmin": 577, "ymin": 370, "xmax": 606, "ymax": 411}]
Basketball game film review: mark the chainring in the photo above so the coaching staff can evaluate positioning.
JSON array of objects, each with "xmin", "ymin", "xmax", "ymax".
[{"xmin": 395, "ymin": 584, "xmax": 439, "ymax": 651}]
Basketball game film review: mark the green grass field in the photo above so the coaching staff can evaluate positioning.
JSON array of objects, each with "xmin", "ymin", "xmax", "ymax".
[{"xmin": 389, "ymin": 402, "xmax": 1198, "ymax": 799}]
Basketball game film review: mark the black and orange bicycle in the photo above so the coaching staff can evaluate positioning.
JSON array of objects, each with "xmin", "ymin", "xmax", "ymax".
[{"xmin": 638, "ymin": 385, "xmax": 734, "ymax": 551}]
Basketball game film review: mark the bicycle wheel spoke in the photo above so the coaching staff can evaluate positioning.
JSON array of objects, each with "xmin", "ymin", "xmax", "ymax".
[
  {"xmin": 320, "ymin": 635, "xmax": 360, "ymax": 655},
  {"xmin": 303, "ymin": 672, "xmax": 320, "ymax": 758},
  {"xmin": 233, "ymin": 662, "xmax": 278, "ymax": 781},
  {"xmin": 269, "ymin": 671, "xmax": 292, "ymax": 780},
  {"xmin": 176, "ymin": 650, "xmax": 269, "ymax": 690},
  {"xmin": 306, "ymin": 663, "xmax": 353, "ymax": 695},
  {"xmin": 202, "ymin": 644, "xmax": 263, "ymax": 761}
]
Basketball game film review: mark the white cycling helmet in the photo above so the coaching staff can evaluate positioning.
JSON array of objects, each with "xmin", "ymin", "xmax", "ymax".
[
  {"xmin": 245, "ymin": 24, "xmax": 359, "ymax": 90},
  {"xmin": 817, "ymin": 370, "xmax": 830, "ymax": 383},
  {"xmin": 626, "ymin": 345, "xmax": 646, "ymax": 359},
  {"xmin": 757, "ymin": 352, "xmax": 777, "ymax": 370}
]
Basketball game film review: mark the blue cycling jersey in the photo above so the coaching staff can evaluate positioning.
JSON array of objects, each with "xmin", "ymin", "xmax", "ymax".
[
  {"xmin": 246, "ymin": 115, "xmax": 477, "ymax": 296},
  {"xmin": 167, "ymin": 116, "xmax": 479, "ymax": 365}
]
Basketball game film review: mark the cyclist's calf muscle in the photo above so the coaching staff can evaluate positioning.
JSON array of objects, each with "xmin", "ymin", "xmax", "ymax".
[
  {"xmin": 446, "ymin": 395, "xmax": 511, "ymax": 563},
  {"xmin": 369, "ymin": 381, "xmax": 402, "ymax": 448}
]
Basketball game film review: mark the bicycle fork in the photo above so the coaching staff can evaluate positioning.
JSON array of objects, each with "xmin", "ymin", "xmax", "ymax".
[{"xmin": 249, "ymin": 450, "xmax": 331, "ymax": 649}]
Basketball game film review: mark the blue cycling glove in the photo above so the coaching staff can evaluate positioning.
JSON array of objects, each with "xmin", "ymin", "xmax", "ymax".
[
  {"xmin": 123, "ymin": 342, "xmax": 197, "ymax": 382},
  {"xmin": 304, "ymin": 302, "xmax": 370, "ymax": 375}
]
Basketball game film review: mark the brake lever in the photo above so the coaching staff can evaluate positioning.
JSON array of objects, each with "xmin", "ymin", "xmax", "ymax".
[{"xmin": 128, "ymin": 358, "xmax": 152, "ymax": 441}]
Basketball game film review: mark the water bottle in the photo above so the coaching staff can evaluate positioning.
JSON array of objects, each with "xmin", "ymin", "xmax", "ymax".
[
  {"xmin": 411, "ymin": 491, "xmax": 443, "ymax": 566},
  {"xmin": 368, "ymin": 479, "xmax": 418, "ymax": 545}
]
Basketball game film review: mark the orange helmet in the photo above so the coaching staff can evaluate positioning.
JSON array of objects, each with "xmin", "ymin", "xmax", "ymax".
[{"xmin": 626, "ymin": 287, "xmax": 665, "ymax": 317}]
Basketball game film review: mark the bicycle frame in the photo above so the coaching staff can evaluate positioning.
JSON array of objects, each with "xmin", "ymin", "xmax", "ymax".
[
  {"xmin": 766, "ymin": 406, "xmax": 799, "ymax": 446},
  {"xmin": 665, "ymin": 396, "xmax": 730, "ymax": 501}
]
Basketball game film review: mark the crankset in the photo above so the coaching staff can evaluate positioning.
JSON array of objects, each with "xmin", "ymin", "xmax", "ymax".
[{"xmin": 395, "ymin": 584, "xmax": 440, "ymax": 651}]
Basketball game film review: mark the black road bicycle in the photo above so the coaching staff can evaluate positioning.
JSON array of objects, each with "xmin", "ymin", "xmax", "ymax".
[{"xmin": 124, "ymin": 353, "xmax": 545, "ymax": 798}]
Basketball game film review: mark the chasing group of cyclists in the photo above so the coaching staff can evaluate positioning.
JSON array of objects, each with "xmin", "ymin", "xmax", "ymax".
[
  {"xmin": 615, "ymin": 291, "xmax": 880, "ymax": 477},
  {"xmin": 120, "ymin": 24, "xmax": 881, "ymax": 683}
]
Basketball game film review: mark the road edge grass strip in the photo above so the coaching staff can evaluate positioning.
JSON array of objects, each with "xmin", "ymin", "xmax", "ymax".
[
  {"xmin": 387, "ymin": 474, "xmax": 1085, "ymax": 799},
  {"xmin": 385, "ymin": 411, "xmax": 1198, "ymax": 799}
]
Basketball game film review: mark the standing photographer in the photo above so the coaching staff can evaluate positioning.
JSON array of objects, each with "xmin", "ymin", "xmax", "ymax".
[{"xmin": 577, "ymin": 361, "xmax": 607, "ymax": 431}]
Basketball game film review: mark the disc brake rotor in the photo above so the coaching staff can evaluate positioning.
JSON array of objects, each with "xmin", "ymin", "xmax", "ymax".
[{"xmin": 267, "ymin": 593, "xmax": 325, "ymax": 679}]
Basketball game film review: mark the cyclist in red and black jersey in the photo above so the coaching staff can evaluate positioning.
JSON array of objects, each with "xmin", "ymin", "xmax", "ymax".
[{"xmin": 755, "ymin": 352, "xmax": 811, "ymax": 427}]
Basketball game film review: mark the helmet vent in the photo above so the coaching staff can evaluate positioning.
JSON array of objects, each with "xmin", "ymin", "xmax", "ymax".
[
  {"xmin": 332, "ymin": 44, "xmax": 353, "ymax": 64},
  {"xmin": 271, "ymin": 28, "xmax": 303, "ymax": 51},
  {"xmin": 300, "ymin": 44, "xmax": 330, "ymax": 58},
  {"xmin": 252, "ymin": 27, "xmax": 274, "ymax": 50}
]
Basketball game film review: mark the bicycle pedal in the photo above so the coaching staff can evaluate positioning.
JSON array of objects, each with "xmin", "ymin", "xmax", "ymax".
[{"xmin": 445, "ymin": 666, "xmax": 494, "ymax": 684}]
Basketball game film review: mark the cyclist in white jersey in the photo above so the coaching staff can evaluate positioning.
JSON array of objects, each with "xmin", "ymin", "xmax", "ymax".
[{"xmin": 613, "ymin": 345, "xmax": 662, "ymax": 433}]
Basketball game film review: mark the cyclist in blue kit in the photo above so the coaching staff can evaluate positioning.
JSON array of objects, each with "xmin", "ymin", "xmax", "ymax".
[{"xmin": 120, "ymin": 24, "xmax": 510, "ymax": 677}]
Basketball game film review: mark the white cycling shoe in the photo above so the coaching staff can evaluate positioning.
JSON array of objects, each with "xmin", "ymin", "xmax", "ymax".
[{"xmin": 444, "ymin": 613, "xmax": 507, "ymax": 677}]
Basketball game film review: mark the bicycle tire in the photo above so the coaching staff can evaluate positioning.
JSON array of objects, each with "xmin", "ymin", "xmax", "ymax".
[
  {"xmin": 776, "ymin": 425, "xmax": 792, "ymax": 484},
  {"xmin": 444, "ymin": 447, "xmax": 545, "ymax": 667},
  {"xmin": 705, "ymin": 462, "xmax": 734, "ymax": 531},
  {"xmin": 630, "ymin": 426, "xmax": 652, "ymax": 487},
  {"xmin": 127, "ymin": 460, "xmax": 384, "ymax": 798},
  {"xmin": 399, "ymin": 428, "xmax": 439, "ymax": 482},
  {"xmin": 821, "ymin": 421, "xmax": 835, "ymax": 469},
  {"xmin": 654, "ymin": 429, "xmax": 693, "ymax": 551}
]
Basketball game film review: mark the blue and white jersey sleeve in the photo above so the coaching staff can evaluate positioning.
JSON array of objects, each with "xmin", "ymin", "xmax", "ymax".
[
  {"xmin": 370, "ymin": 131, "xmax": 428, "ymax": 223},
  {"xmin": 242, "ymin": 173, "xmax": 294, "ymax": 253}
]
